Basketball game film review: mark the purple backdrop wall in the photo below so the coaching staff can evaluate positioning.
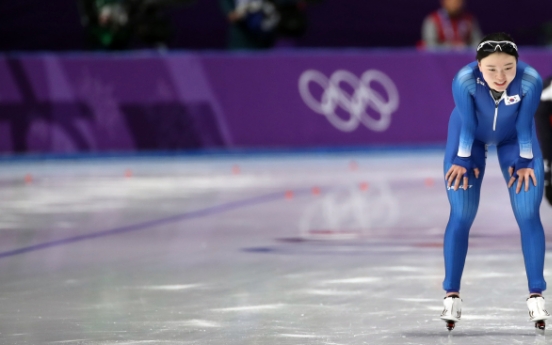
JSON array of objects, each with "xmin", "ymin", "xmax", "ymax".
[
  {"xmin": 1, "ymin": 49, "xmax": 552, "ymax": 154},
  {"xmin": 1, "ymin": 1, "xmax": 552, "ymax": 51}
]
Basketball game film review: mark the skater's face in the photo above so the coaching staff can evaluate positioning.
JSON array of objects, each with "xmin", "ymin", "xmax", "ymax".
[{"xmin": 478, "ymin": 53, "xmax": 517, "ymax": 92}]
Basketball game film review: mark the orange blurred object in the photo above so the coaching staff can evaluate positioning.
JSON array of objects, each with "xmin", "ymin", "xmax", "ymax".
[{"xmin": 24, "ymin": 174, "xmax": 33, "ymax": 184}]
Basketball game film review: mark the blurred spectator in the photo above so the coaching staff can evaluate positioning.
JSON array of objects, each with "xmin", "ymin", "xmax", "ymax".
[
  {"xmin": 78, "ymin": 0, "xmax": 131, "ymax": 50},
  {"xmin": 420, "ymin": 0, "xmax": 482, "ymax": 50},
  {"xmin": 219, "ymin": 0, "xmax": 279, "ymax": 50},
  {"xmin": 219, "ymin": 0, "xmax": 321, "ymax": 50},
  {"xmin": 78, "ymin": 0, "xmax": 195, "ymax": 50}
]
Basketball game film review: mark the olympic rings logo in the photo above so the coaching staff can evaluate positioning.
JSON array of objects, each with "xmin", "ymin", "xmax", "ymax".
[{"xmin": 298, "ymin": 69, "xmax": 399, "ymax": 132}]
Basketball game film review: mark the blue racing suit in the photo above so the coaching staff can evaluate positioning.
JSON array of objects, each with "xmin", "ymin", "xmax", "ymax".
[{"xmin": 443, "ymin": 60, "xmax": 546, "ymax": 294}]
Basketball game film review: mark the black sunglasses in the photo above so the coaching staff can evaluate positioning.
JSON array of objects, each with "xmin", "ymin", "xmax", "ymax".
[{"xmin": 476, "ymin": 40, "xmax": 518, "ymax": 53}]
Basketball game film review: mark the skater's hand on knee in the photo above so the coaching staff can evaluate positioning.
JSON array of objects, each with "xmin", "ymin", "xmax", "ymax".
[
  {"xmin": 446, "ymin": 165, "xmax": 465, "ymax": 191},
  {"xmin": 446, "ymin": 165, "xmax": 479, "ymax": 191},
  {"xmin": 508, "ymin": 167, "xmax": 537, "ymax": 193}
]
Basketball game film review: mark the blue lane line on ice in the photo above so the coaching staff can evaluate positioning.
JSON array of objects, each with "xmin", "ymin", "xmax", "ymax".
[{"xmin": 0, "ymin": 190, "xmax": 304, "ymax": 259}]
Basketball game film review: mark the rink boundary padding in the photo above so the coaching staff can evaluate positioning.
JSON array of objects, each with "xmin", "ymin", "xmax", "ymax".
[{"xmin": 0, "ymin": 144, "xmax": 446, "ymax": 162}]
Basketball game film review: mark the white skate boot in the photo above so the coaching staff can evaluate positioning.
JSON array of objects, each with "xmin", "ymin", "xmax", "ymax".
[
  {"xmin": 440, "ymin": 295, "xmax": 462, "ymax": 331},
  {"xmin": 527, "ymin": 295, "xmax": 550, "ymax": 330}
]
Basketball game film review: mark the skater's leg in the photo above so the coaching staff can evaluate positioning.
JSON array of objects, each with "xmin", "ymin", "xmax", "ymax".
[
  {"xmin": 442, "ymin": 110, "xmax": 486, "ymax": 293},
  {"xmin": 497, "ymin": 142, "xmax": 547, "ymax": 294},
  {"xmin": 442, "ymin": 164, "xmax": 484, "ymax": 292}
]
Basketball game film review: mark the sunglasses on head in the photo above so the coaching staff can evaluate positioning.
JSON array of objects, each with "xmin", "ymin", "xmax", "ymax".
[{"xmin": 476, "ymin": 40, "xmax": 518, "ymax": 53}]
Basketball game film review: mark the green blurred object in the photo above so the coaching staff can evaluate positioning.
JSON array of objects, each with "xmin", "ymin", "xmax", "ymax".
[{"xmin": 77, "ymin": 0, "xmax": 195, "ymax": 50}]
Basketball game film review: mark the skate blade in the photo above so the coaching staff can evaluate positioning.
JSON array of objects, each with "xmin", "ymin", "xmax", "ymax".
[
  {"xmin": 445, "ymin": 320, "xmax": 456, "ymax": 331},
  {"xmin": 535, "ymin": 320, "xmax": 546, "ymax": 331}
]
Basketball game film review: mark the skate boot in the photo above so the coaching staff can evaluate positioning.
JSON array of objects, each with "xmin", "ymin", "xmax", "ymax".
[
  {"xmin": 527, "ymin": 295, "xmax": 550, "ymax": 330},
  {"xmin": 440, "ymin": 294, "xmax": 462, "ymax": 331}
]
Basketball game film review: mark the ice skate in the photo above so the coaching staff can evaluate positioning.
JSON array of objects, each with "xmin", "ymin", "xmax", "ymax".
[
  {"xmin": 527, "ymin": 295, "xmax": 550, "ymax": 330},
  {"xmin": 440, "ymin": 294, "xmax": 462, "ymax": 331}
]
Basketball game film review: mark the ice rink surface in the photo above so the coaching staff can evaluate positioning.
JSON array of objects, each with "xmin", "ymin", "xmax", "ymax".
[{"xmin": 1, "ymin": 148, "xmax": 552, "ymax": 344}]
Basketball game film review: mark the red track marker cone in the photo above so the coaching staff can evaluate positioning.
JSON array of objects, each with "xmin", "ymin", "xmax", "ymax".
[
  {"xmin": 425, "ymin": 177, "xmax": 434, "ymax": 187},
  {"xmin": 24, "ymin": 174, "xmax": 33, "ymax": 184}
]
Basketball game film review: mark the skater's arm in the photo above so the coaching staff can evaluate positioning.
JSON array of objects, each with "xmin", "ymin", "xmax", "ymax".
[
  {"xmin": 452, "ymin": 65, "xmax": 478, "ymax": 159},
  {"xmin": 446, "ymin": 65, "xmax": 480, "ymax": 191},
  {"xmin": 517, "ymin": 66, "xmax": 542, "ymax": 160},
  {"xmin": 508, "ymin": 66, "xmax": 543, "ymax": 193}
]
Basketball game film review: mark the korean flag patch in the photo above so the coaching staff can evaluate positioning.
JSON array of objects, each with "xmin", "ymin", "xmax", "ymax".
[{"xmin": 505, "ymin": 94, "xmax": 521, "ymax": 105}]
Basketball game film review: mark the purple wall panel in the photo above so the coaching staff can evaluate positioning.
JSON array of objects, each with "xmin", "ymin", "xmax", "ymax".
[
  {"xmin": 200, "ymin": 51, "xmax": 474, "ymax": 147},
  {"xmin": 1, "ymin": 49, "xmax": 552, "ymax": 154}
]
